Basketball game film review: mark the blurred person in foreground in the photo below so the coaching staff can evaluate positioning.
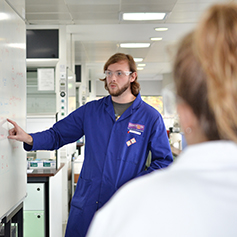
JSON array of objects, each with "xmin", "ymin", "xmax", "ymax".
[{"xmin": 87, "ymin": 3, "xmax": 237, "ymax": 237}]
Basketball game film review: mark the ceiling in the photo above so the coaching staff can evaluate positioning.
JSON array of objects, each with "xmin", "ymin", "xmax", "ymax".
[{"xmin": 25, "ymin": 0, "xmax": 229, "ymax": 81}]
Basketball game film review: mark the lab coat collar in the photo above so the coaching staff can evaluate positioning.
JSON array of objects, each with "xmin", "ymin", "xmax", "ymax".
[
  {"xmin": 104, "ymin": 96, "xmax": 115, "ymax": 120},
  {"xmin": 104, "ymin": 93, "xmax": 142, "ymax": 121}
]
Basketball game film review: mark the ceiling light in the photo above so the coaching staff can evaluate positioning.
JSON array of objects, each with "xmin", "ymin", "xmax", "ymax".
[
  {"xmin": 123, "ymin": 12, "xmax": 166, "ymax": 21},
  {"xmin": 137, "ymin": 67, "xmax": 144, "ymax": 70},
  {"xmin": 26, "ymin": 59, "xmax": 58, "ymax": 62},
  {"xmin": 137, "ymin": 64, "xmax": 146, "ymax": 67},
  {"xmin": 150, "ymin": 37, "xmax": 162, "ymax": 41},
  {"xmin": 134, "ymin": 58, "xmax": 143, "ymax": 62},
  {"xmin": 9, "ymin": 43, "xmax": 26, "ymax": 49},
  {"xmin": 155, "ymin": 27, "xmax": 168, "ymax": 31},
  {"xmin": 120, "ymin": 43, "xmax": 150, "ymax": 48},
  {"xmin": 0, "ymin": 13, "xmax": 9, "ymax": 20}
]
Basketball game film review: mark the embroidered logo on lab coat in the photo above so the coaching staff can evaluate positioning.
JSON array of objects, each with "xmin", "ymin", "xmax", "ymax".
[
  {"xmin": 127, "ymin": 122, "xmax": 144, "ymax": 135},
  {"xmin": 126, "ymin": 138, "xmax": 136, "ymax": 147}
]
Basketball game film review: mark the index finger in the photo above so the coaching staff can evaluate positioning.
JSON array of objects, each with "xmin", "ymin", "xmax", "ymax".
[{"xmin": 7, "ymin": 118, "xmax": 17, "ymax": 127}]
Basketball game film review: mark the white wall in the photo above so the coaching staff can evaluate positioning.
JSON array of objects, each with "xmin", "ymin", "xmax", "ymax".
[{"xmin": 140, "ymin": 80, "xmax": 163, "ymax": 96}]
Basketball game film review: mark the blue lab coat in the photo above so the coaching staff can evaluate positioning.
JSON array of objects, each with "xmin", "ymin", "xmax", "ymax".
[{"xmin": 24, "ymin": 93, "xmax": 173, "ymax": 237}]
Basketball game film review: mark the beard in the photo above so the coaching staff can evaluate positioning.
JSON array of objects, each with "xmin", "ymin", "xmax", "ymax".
[{"xmin": 108, "ymin": 80, "xmax": 131, "ymax": 97}]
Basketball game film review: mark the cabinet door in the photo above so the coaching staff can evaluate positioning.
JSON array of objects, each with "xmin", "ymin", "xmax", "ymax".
[
  {"xmin": 24, "ymin": 211, "xmax": 45, "ymax": 237},
  {"xmin": 24, "ymin": 183, "xmax": 44, "ymax": 211}
]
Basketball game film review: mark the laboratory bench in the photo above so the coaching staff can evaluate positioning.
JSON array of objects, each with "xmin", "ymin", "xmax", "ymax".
[
  {"xmin": 24, "ymin": 164, "xmax": 65, "ymax": 237},
  {"xmin": 27, "ymin": 165, "xmax": 64, "ymax": 177}
]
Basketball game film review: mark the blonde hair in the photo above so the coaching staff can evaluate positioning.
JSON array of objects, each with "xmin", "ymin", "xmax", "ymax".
[
  {"xmin": 174, "ymin": 2, "xmax": 237, "ymax": 142},
  {"xmin": 194, "ymin": 3, "xmax": 237, "ymax": 142},
  {"xmin": 174, "ymin": 32, "xmax": 220, "ymax": 141}
]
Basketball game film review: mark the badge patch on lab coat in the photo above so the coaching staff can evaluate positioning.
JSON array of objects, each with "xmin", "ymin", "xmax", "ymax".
[
  {"xmin": 128, "ymin": 122, "xmax": 144, "ymax": 135},
  {"xmin": 126, "ymin": 138, "xmax": 136, "ymax": 146}
]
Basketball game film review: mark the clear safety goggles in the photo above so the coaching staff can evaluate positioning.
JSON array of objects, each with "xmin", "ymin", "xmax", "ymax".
[{"xmin": 104, "ymin": 70, "xmax": 132, "ymax": 78}]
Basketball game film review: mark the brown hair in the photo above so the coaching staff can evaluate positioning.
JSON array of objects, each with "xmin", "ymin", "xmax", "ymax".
[
  {"xmin": 174, "ymin": 3, "xmax": 237, "ymax": 142},
  {"xmin": 100, "ymin": 53, "xmax": 140, "ymax": 96}
]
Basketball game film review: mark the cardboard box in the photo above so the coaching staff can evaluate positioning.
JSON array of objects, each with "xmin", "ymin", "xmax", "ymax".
[{"xmin": 74, "ymin": 174, "xmax": 80, "ymax": 183}]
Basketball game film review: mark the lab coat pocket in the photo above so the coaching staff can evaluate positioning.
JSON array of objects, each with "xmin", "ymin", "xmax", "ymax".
[
  {"xmin": 122, "ymin": 134, "xmax": 145, "ymax": 165},
  {"xmin": 72, "ymin": 176, "xmax": 92, "ymax": 210}
]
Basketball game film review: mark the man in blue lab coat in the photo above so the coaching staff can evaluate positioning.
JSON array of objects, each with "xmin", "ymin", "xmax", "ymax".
[{"xmin": 8, "ymin": 53, "xmax": 173, "ymax": 237}]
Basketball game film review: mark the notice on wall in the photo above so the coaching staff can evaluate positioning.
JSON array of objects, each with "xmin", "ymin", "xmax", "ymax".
[{"xmin": 38, "ymin": 68, "xmax": 54, "ymax": 91}]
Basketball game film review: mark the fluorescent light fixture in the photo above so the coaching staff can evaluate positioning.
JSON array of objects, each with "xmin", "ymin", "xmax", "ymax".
[
  {"xmin": 155, "ymin": 27, "xmax": 168, "ymax": 31},
  {"xmin": 137, "ymin": 64, "xmax": 146, "ymax": 67},
  {"xmin": 0, "ymin": 13, "xmax": 9, "ymax": 20},
  {"xmin": 26, "ymin": 59, "xmax": 58, "ymax": 62},
  {"xmin": 120, "ymin": 43, "xmax": 150, "ymax": 48},
  {"xmin": 9, "ymin": 43, "xmax": 26, "ymax": 49},
  {"xmin": 134, "ymin": 58, "xmax": 143, "ymax": 62},
  {"xmin": 123, "ymin": 12, "xmax": 166, "ymax": 21},
  {"xmin": 150, "ymin": 37, "xmax": 162, "ymax": 41},
  {"xmin": 26, "ymin": 58, "xmax": 59, "ymax": 67},
  {"xmin": 137, "ymin": 67, "xmax": 144, "ymax": 70}
]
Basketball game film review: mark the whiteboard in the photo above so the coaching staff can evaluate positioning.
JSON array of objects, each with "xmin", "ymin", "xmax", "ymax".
[{"xmin": 0, "ymin": 0, "xmax": 27, "ymax": 220}]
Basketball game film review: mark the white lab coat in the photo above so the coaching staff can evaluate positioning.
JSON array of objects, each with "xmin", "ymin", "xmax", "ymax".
[{"xmin": 87, "ymin": 141, "xmax": 237, "ymax": 237}]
